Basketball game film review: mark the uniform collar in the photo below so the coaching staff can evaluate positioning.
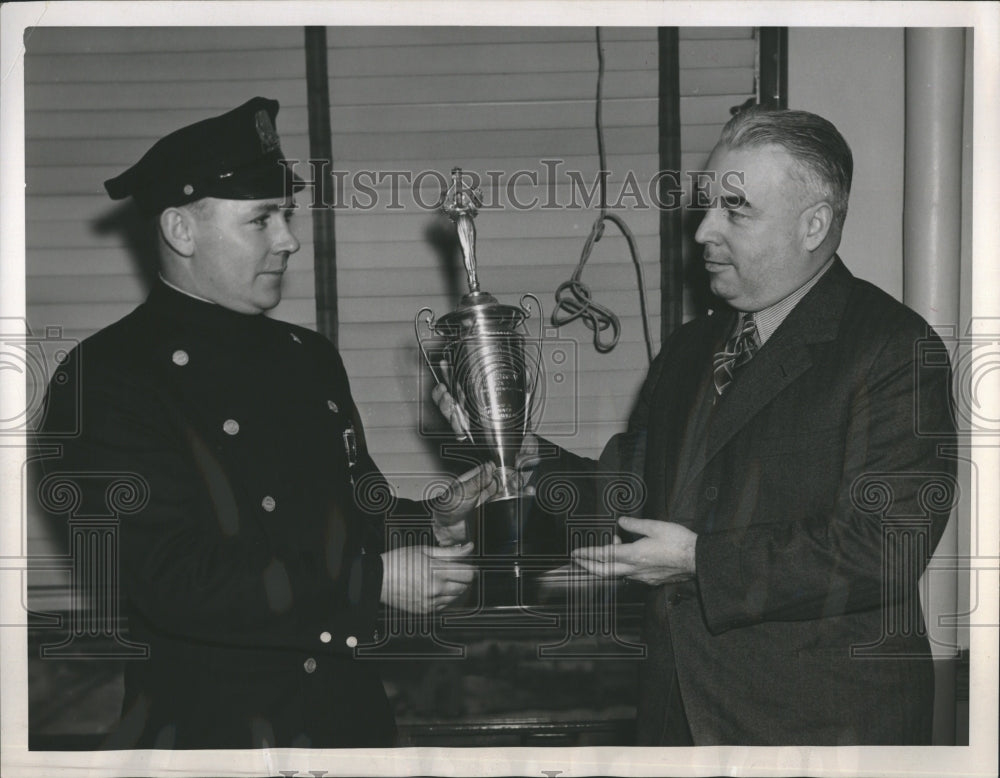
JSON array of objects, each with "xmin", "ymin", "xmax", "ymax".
[
  {"xmin": 157, "ymin": 273, "xmax": 215, "ymax": 304},
  {"xmin": 145, "ymin": 278, "xmax": 269, "ymax": 333}
]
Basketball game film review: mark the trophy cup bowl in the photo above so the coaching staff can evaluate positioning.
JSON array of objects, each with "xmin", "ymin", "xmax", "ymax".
[{"xmin": 417, "ymin": 294, "xmax": 540, "ymax": 503}]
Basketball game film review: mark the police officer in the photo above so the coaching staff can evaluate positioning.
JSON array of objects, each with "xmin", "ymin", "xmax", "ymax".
[{"xmin": 40, "ymin": 98, "xmax": 495, "ymax": 749}]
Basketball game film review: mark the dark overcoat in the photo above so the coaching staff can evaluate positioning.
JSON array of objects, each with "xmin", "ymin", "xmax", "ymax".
[
  {"xmin": 540, "ymin": 259, "xmax": 957, "ymax": 745},
  {"xmin": 41, "ymin": 281, "xmax": 410, "ymax": 749}
]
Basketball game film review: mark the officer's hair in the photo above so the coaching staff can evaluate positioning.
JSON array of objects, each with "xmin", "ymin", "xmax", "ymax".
[
  {"xmin": 719, "ymin": 105, "xmax": 853, "ymax": 229},
  {"xmin": 181, "ymin": 199, "xmax": 215, "ymax": 220}
]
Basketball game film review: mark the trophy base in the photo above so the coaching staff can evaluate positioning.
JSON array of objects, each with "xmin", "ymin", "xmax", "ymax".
[
  {"xmin": 476, "ymin": 494, "xmax": 526, "ymax": 557},
  {"xmin": 458, "ymin": 488, "xmax": 632, "ymax": 609},
  {"xmin": 462, "ymin": 498, "xmax": 588, "ymax": 608},
  {"xmin": 449, "ymin": 559, "xmax": 633, "ymax": 615}
]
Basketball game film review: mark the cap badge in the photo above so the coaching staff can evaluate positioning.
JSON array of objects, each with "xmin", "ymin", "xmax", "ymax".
[{"xmin": 255, "ymin": 109, "xmax": 280, "ymax": 153}]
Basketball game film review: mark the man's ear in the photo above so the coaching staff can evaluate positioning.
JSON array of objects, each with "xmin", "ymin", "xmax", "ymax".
[
  {"xmin": 801, "ymin": 201, "xmax": 833, "ymax": 252},
  {"xmin": 158, "ymin": 207, "xmax": 197, "ymax": 257}
]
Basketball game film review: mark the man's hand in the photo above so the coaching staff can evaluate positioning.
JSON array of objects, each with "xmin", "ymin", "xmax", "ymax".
[
  {"xmin": 380, "ymin": 543, "xmax": 475, "ymax": 613},
  {"xmin": 570, "ymin": 517, "xmax": 698, "ymax": 586},
  {"xmin": 432, "ymin": 383, "xmax": 471, "ymax": 440},
  {"xmin": 429, "ymin": 462, "xmax": 499, "ymax": 545},
  {"xmin": 511, "ymin": 432, "xmax": 542, "ymax": 496},
  {"xmin": 431, "ymin": 382, "xmax": 538, "ymax": 472}
]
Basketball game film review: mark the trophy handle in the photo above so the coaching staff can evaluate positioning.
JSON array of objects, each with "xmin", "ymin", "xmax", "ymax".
[
  {"xmin": 519, "ymin": 293, "xmax": 545, "ymax": 429},
  {"xmin": 414, "ymin": 307, "xmax": 446, "ymax": 386}
]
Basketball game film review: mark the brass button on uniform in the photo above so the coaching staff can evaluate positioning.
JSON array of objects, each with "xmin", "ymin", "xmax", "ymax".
[
  {"xmin": 290, "ymin": 332, "xmax": 302, "ymax": 344},
  {"xmin": 223, "ymin": 419, "xmax": 240, "ymax": 436},
  {"xmin": 705, "ymin": 486, "xmax": 718, "ymax": 501},
  {"xmin": 319, "ymin": 631, "xmax": 332, "ymax": 644},
  {"xmin": 327, "ymin": 400, "xmax": 339, "ymax": 413},
  {"xmin": 345, "ymin": 635, "xmax": 358, "ymax": 649},
  {"xmin": 171, "ymin": 349, "xmax": 189, "ymax": 366},
  {"xmin": 303, "ymin": 657, "xmax": 317, "ymax": 673},
  {"xmin": 261, "ymin": 495, "xmax": 276, "ymax": 512}
]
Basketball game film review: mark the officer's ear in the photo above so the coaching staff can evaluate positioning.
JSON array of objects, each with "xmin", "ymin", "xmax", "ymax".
[
  {"xmin": 158, "ymin": 206, "xmax": 197, "ymax": 258},
  {"xmin": 801, "ymin": 200, "xmax": 833, "ymax": 252}
]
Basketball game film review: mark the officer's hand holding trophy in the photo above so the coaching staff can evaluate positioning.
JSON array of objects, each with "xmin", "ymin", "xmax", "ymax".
[
  {"xmin": 379, "ymin": 461, "xmax": 498, "ymax": 613},
  {"xmin": 379, "ymin": 543, "xmax": 475, "ymax": 614},
  {"xmin": 428, "ymin": 459, "xmax": 500, "ymax": 545}
]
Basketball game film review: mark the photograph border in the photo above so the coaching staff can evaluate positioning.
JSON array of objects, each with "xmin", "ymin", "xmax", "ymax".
[{"xmin": 2, "ymin": 2, "xmax": 997, "ymax": 776}]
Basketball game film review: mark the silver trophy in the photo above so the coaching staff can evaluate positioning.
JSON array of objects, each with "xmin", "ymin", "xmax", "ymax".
[{"xmin": 415, "ymin": 168, "xmax": 541, "ymax": 503}]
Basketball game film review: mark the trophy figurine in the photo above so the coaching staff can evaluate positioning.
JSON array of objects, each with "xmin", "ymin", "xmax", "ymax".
[{"xmin": 416, "ymin": 168, "xmax": 542, "ymax": 508}]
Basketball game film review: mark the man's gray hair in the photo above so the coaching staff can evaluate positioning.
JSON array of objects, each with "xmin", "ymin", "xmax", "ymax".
[{"xmin": 719, "ymin": 105, "xmax": 853, "ymax": 228}]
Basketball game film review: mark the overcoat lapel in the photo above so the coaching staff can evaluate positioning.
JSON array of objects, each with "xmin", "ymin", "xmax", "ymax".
[
  {"xmin": 704, "ymin": 327, "xmax": 814, "ymax": 461},
  {"xmin": 673, "ymin": 259, "xmax": 852, "ymax": 498},
  {"xmin": 653, "ymin": 312, "xmax": 729, "ymax": 516}
]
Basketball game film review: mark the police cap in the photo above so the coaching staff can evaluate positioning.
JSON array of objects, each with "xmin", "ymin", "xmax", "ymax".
[{"xmin": 104, "ymin": 97, "xmax": 304, "ymax": 215}]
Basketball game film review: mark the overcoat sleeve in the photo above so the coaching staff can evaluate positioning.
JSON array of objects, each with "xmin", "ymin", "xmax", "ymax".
[
  {"xmin": 529, "ymin": 347, "xmax": 670, "ymax": 526},
  {"xmin": 694, "ymin": 321, "xmax": 957, "ymax": 633}
]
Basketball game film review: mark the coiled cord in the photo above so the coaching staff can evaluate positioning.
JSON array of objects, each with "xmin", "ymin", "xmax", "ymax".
[{"xmin": 551, "ymin": 27, "xmax": 655, "ymax": 365}]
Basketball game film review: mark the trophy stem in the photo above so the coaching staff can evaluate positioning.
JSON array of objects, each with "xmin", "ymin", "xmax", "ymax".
[{"xmin": 490, "ymin": 465, "xmax": 521, "ymax": 503}]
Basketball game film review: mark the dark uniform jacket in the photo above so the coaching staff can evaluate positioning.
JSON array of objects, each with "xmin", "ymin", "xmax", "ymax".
[
  {"xmin": 536, "ymin": 259, "xmax": 957, "ymax": 745},
  {"xmin": 40, "ymin": 280, "xmax": 415, "ymax": 749}
]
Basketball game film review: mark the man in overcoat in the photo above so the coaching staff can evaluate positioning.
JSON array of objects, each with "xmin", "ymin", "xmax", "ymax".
[
  {"xmin": 440, "ymin": 106, "xmax": 958, "ymax": 745},
  {"xmin": 39, "ymin": 97, "xmax": 488, "ymax": 749},
  {"xmin": 572, "ymin": 106, "xmax": 958, "ymax": 744}
]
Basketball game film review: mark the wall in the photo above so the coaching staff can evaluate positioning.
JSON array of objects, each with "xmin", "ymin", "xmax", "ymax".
[
  {"xmin": 325, "ymin": 27, "xmax": 662, "ymax": 490},
  {"xmin": 22, "ymin": 24, "xmax": 754, "ymax": 594},
  {"xmin": 789, "ymin": 29, "xmax": 973, "ymax": 742},
  {"xmin": 326, "ymin": 27, "xmax": 755, "ymax": 495},
  {"xmin": 24, "ymin": 27, "xmax": 317, "ymax": 341},
  {"xmin": 787, "ymin": 28, "xmax": 906, "ymax": 298}
]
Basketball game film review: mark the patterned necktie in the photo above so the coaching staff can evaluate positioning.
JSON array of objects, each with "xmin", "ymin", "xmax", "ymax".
[{"xmin": 713, "ymin": 313, "xmax": 758, "ymax": 397}]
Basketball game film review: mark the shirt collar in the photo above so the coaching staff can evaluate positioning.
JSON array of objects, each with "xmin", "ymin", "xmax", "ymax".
[{"xmin": 752, "ymin": 255, "xmax": 837, "ymax": 345}]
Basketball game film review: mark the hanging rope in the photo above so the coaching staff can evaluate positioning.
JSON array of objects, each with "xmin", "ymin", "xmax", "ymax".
[{"xmin": 551, "ymin": 27, "xmax": 655, "ymax": 364}]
